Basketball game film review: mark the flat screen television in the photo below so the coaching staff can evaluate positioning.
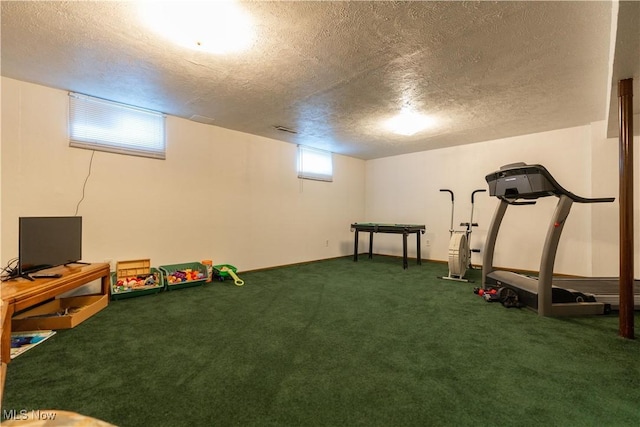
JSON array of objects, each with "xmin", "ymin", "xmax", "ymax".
[{"xmin": 18, "ymin": 216, "xmax": 83, "ymax": 276}]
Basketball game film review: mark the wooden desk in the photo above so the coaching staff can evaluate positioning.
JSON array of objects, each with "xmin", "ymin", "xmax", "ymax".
[{"xmin": 1, "ymin": 263, "xmax": 110, "ymax": 364}]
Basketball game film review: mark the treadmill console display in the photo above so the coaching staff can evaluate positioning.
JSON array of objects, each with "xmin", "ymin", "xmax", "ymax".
[
  {"xmin": 485, "ymin": 163, "xmax": 613, "ymax": 204},
  {"xmin": 485, "ymin": 164, "xmax": 556, "ymax": 200}
]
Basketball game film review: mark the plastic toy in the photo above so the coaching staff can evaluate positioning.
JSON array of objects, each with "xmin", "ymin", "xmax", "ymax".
[
  {"xmin": 213, "ymin": 264, "xmax": 244, "ymax": 286},
  {"xmin": 114, "ymin": 273, "xmax": 160, "ymax": 293},
  {"xmin": 222, "ymin": 266, "xmax": 244, "ymax": 286},
  {"xmin": 167, "ymin": 269, "xmax": 205, "ymax": 284}
]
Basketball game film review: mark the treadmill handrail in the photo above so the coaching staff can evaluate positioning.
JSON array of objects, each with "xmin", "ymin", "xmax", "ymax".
[{"xmin": 488, "ymin": 163, "xmax": 615, "ymax": 204}]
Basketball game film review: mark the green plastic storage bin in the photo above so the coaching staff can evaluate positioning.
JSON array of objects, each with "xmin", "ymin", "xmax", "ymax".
[
  {"xmin": 159, "ymin": 262, "xmax": 208, "ymax": 290},
  {"xmin": 110, "ymin": 267, "xmax": 164, "ymax": 300}
]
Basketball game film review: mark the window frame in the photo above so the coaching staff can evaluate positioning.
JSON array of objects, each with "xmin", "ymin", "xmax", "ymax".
[{"xmin": 297, "ymin": 145, "xmax": 333, "ymax": 182}]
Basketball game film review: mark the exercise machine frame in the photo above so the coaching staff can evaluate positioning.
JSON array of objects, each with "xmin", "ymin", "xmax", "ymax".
[
  {"xmin": 481, "ymin": 162, "xmax": 640, "ymax": 316},
  {"xmin": 439, "ymin": 188, "xmax": 486, "ymax": 282}
]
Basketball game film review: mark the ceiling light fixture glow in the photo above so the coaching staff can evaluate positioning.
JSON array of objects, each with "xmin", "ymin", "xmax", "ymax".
[
  {"xmin": 384, "ymin": 109, "xmax": 436, "ymax": 136},
  {"xmin": 138, "ymin": 1, "xmax": 255, "ymax": 54}
]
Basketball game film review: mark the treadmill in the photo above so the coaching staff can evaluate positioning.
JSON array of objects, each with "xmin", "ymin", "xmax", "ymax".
[{"xmin": 482, "ymin": 162, "xmax": 640, "ymax": 316}]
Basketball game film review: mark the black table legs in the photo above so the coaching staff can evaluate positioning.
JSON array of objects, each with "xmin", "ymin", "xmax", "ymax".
[
  {"xmin": 402, "ymin": 232, "xmax": 408, "ymax": 269},
  {"xmin": 353, "ymin": 230, "xmax": 422, "ymax": 269},
  {"xmin": 353, "ymin": 229, "xmax": 359, "ymax": 262},
  {"xmin": 368, "ymin": 232, "xmax": 374, "ymax": 259}
]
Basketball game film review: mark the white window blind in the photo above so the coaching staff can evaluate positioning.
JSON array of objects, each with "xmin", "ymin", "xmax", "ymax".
[
  {"xmin": 69, "ymin": 93, "xmax": 166, "ymax": 159},
  {"xmin": 297, "ymin": 145, "xmax": 333, "ymax": 182}
]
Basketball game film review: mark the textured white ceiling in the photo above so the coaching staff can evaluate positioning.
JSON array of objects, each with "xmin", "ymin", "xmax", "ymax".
[{"xmin": 1, "ymin": 1, "xmax": 637, "ymax": 160}]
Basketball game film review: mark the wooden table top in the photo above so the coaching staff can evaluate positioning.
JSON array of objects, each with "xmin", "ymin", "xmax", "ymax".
[{"xmin": 1, "ymin": 263, "xmax": 109, "ymax": 306}]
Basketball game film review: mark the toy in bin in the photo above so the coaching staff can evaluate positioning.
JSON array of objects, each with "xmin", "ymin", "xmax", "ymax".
[
  {"xmin": 159, "ymin": 262, "xmax": 208, "ymax": 291},
  {"xmin": 111, "ymin": 259, "xmax": 164, "ymax": 300},
  {"xmin": 213, "ymin": 264, "xmax": 245, "ymax": 286},
  {"xmin": 166, "ymin": 269, "xmax": 206, "ymax": 284},
  {"xmin": 114, "ymin": 273, "xmax": 159, "ymax": 292}
]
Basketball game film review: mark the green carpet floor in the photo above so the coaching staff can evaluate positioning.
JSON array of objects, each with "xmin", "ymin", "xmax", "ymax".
[{"xmin": 2, "ymin": 256, "xmax": 640, "ymax": 426}]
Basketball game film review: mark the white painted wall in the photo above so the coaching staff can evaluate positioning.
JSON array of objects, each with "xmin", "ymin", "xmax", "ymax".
[
  {"xmin": 591, "ymin": 115, "xmax": 640, "ymax": 277},
  {"xmin": 590, "ymin": 119, "xmax": 620, "ymax": 276},
  {"xmin": 1, "ymin": 78, "xmax": 366, "ymax": 274},
  {"xmin": 366, "ymin": 121, "xmax": 640, "ymax": 277},
  {"xmin": 3, "ymin": 77, "xmax": 638, "ymax": 281}
]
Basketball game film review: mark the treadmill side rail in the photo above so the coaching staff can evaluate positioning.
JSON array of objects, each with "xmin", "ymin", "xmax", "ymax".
[{"xmin": 549, "ymin": 303, "xmax": 605, "ymax": 317}]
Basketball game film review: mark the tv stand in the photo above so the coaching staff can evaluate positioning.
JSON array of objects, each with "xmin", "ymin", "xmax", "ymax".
[{"xmin": 0, "ymin": 262, "xmax": 110, "ymax": 364}]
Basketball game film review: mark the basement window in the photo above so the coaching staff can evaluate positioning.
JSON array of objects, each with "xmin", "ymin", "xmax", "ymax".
[
  {"xmin": 297, "ymin": 145, "xmax": 333, "ymax": 182},
  {"xmin": 69, "ymin": 93, "xmax": 166, "ymax": 159}
]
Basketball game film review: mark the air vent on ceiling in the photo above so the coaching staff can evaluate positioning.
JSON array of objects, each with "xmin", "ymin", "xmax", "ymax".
[
  {"xmin": 273, "ymin": 125, "xmax": 298, "ymax": 134},
  {"xmin": 189, "ymin": 115, "xmax": 216, "ymax": 125}
]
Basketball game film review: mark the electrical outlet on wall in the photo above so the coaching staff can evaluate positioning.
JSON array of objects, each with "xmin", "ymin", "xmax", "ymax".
[{"xmin": 425, "ymin": 240, "xmax": 431, "ymax": 247}]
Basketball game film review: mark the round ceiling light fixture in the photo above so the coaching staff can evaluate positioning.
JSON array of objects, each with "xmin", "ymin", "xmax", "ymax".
[
  {"xmin": 384, "ymin": 109, "xmax": 436, "ymax": 136},
  {"xmin": 138, "ymin": 1, "xmax": 255, "ymax": 54}
]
